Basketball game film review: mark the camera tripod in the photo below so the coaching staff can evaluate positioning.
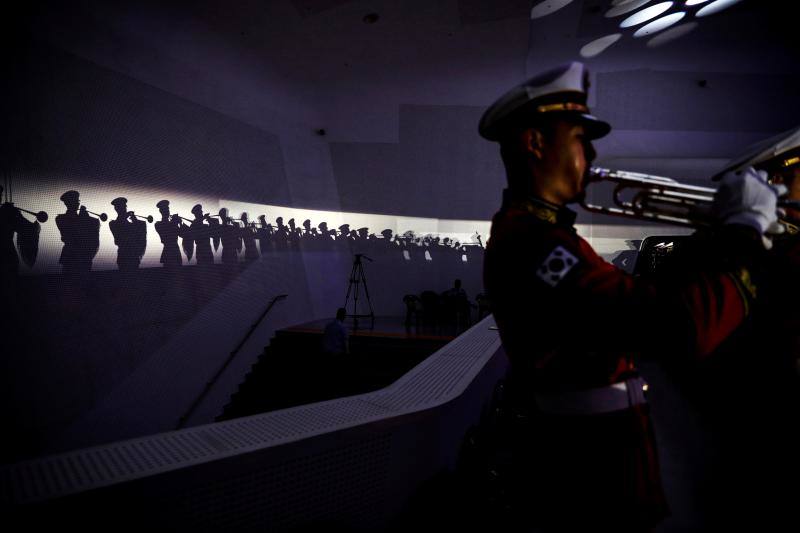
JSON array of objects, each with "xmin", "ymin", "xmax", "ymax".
[{"xmin": 344, "ymin": 254, "xmax": 375, "ymax": 330}]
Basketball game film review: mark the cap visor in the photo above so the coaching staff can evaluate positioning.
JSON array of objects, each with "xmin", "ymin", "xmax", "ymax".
[
  {"xmin": 711, "ymin": 125, "xmax": 800, "ymax": 180},
  {"xmin": 580, "ymin": 114, "xmax": 611, "ymax": 140}
]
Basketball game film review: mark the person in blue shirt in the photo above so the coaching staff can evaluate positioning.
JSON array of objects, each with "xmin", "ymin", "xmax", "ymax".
[{"xmin": 322, "ymin": 307, "xmax": 349, "ymax": 356}]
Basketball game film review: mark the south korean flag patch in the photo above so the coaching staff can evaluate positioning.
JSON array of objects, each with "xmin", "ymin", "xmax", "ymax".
[{"xmin": 537, "ymin": 245, "xmax": 579, "ymax": 287}]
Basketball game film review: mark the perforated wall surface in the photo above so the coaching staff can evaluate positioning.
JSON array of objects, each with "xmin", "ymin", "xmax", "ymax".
[
  {"xmin": 2, "ymin": 316, "xmax": 504, "ymax": 533},
  {"xmin": 181, "ymin": 434, "xmax": 391, "ymax": 531}
]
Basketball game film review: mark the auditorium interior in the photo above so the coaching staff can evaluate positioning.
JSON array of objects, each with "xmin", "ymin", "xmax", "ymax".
[{"xmin": 1, "ymin": 1, "xmax": 798, "ymax": 530}]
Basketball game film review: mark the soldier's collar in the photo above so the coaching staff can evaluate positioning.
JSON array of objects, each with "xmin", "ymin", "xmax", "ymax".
[{"xmin": 502, "ymin": 189, "xmax": 577, "ymax": 227}]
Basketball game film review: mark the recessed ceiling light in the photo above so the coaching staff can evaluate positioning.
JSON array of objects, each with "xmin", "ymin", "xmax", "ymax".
[
  {"xmin": 633, "ymin": 11, "xmax": 686, "ymax": 37},
  {"xmin": 605, "ymin": 0, "xmax": 654, "ymax": 18},
  {"xmin": 685, "ymin": 0, "xmax": 710, "ymax": 5},
  {"xmin": 620, "ymin": 2, "xmax": 673, "ymax": 28},
  {"xmin": 580, "ymin": 33, "xmax": 623, "ymax": 58},
  {"xmin": 695, "ymin": 0, "xmax": 744, "ymax": 17},
  {"xmin": 531, "ymin": 0, "xmax": 576, "ymax": 20},
  {"xmin": 646, "ymin": 21, "xmax": 698, "ymax": 47}
]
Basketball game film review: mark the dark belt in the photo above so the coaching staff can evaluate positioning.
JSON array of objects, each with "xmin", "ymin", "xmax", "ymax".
[{"xmin": 534, "ymin": 377, "xmax": 648, "ymax": 415}]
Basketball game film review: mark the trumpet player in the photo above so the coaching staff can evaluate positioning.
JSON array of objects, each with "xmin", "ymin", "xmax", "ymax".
[
  {"xmin": 274, "ymin": 216, "xmax": 289, "ymax": 252},
  {"xmin": 154, "ymin": 200, "xmax": 187, "ymax": 268},
  {"xmin": 0, "ymin": 185, "xmax": 29, "ymax": 277},
  {"xmin": 257, "ymin": 214, "xmax": 273, "ymax": 254},
  {"xmin": 479, "ymin": 62, "xmax": 783, "ymax": 532},
  {"xmin": 190, "ymin": 204, "xmax": 214, "ymax": 266},
  {"xmin": 109, "ymin": 197, "xmax": 147, "ymax": 271},
  {"xmin": 240, "ymin": 212, "xmax": 260, "ymax": 261},
  {"xmin": 218, "ymin": 208, "xmax": 242, "ymax": 266},
  {"xmin": 56, "ymin": 190, "xmax": 100, "ymax": 275},
  {"xmin": 688, "ymin": 139, "xmax": 800, "ymax": 528}
]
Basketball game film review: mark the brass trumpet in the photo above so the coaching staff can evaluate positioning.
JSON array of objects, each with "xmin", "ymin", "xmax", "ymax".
[{"xmin": 582, "ymin": 167, "xmax": 800, "ymax": 228}]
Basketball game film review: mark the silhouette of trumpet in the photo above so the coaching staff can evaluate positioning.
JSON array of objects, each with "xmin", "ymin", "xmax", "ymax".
[
  {"xmin": 82, "ymin": 207, "xmax": 108, "ymax": 221},
  {"xmin": 128, "ymin": 211, "xmax": 154, "ymax": 223},
  {"xmin": 182, "ymin": 213, "xmax": 220, "ymax": 220},
  {"xmin": 173, "ymin": 213, "xmax": 220, "ymax": 223},
  {"xmin": 10, "ymin": 204, "xmax": 48, "ymax": 223},
  {"xmin": 230, "ymin": 218, "xmax": 257, "ymax": 227}
]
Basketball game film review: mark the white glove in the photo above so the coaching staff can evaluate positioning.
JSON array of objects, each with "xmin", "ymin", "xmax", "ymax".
[{"xmin": 712, "ymin": 167, "xmax": 787, "ymax": 249}]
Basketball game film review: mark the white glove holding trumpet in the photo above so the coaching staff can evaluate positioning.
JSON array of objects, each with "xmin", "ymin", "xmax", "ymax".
[{"xmin": 711, "ymin": 166, "xmax": 787, "ymax": 249}]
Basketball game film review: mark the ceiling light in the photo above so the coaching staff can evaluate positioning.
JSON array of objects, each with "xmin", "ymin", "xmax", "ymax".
[
  {"xmin": 685, "ymin": 0, "xmax": 710, "ymax": 5},
  {"xmin": 620, "ymin": 2, "xmax": 673, "ymax": 27},
  {"xmin": 646, "ymin": 21, "xmax": 698, "ymax": 47},
  {"xmin": 633, "ymin": 12, "xmax": 686, "ymax": 37},
  {"xmin": 531, "ymin": 0, "xmax": 576, "ymax": 20},
  {"xmin": 696, "ymin": 0, "xmax": 744, "ymax": 17},
  {"xmin": 605, "ymin": 0, "xmax": 654, "ymax": 18},
  {"xmin": 580, "ymin": 34, "xmax": 622, "ymax": 58}
]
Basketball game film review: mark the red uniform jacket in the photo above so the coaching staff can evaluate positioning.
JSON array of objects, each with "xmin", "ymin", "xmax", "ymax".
[{"xmin": 483, "ymin": 191, "xmax": 756, "ymax": 529}]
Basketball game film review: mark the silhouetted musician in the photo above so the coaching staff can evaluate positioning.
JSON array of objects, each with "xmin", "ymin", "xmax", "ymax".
[
  {"xmin": 379, "ymin": 229, "xmax": 397, "ymax": 252},
  {"xmin": 218, "ymin": 208, "xmax": 242, "ymax": 266},
  {"xmin": 240, "ymin": 212, "xmax": 260, "ymax": 261},
  {"xmin": 109, "ymin": 197, "xmax": 146, "ymax": 271},
  {"xmin": 190, "ymin": 204, "xmax": 215, "ymax": 266},
  {"xmin": 55, "ymin": 190, "xmax": 100, "ymax": 275},
  {"xmin": 336, "ymin": 224, "xmax": 351, "ymax": 248},
  {"xmin": 154, "ymin": 200, "xmax": 187, "ymax": 268},
  {"xmin": 286, "ymin": 218, "xmax": 301, "ymax": 251},
  {"xmin": 317, "ymin": 221, "xmax": 334, "ymax": 250},
  {"xmin": 300, "ymin": 219, "xmax": 318, "ymax": 251},
  {"xmin": 257, "ymin": 215, "xmax": 273, "ymax": 254},
  {"xmin": 0, "ymin": 186, "xmax": 34, "ymax": 276},
  {"xmin": 274, "ymin": 216, "xmax": 289, "ymax": 252}
]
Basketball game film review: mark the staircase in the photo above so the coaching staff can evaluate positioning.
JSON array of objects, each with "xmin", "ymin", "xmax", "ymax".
[{"xmin": 218, "ymin": 328, "xmax": 451, "ymax": 421}]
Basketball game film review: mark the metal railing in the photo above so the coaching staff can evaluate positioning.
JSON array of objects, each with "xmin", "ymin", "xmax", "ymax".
[{"xmin": 176, "ymin": 293, "xmax": 288, "ymax": 428}]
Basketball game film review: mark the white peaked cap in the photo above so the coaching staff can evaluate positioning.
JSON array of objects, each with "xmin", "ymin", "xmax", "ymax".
[{"xmin": 479, "ymin": 61, "xmax": 610, "ymax": 141}]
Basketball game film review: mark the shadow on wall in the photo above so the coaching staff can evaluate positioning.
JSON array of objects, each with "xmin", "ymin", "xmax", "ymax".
[
  {"xmin": 1, "ymin": 188, "xmax": 485, "ymax": 277},
  {"xmin": 1, "ymin": 190, "xmax": 488, "ymax": 465}
]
